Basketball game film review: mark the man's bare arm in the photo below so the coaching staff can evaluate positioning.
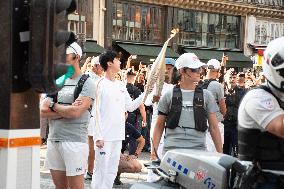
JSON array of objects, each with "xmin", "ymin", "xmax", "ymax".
[
  {"xmin": 40, "ymin": 98, "xmax": 62, "ymax": 119},
  {"xmin": 151, "ymin": 114, "xmax": 166, "ymax": 159},
  {"xmin": 139, "ymin": 104, "xmax": 147, "ymax": 127},
  {"xmin": 135, "ymin": 136, "xmax": 145, "ymax": 157},
  {"xmin": 208, "ymin": 112, "xmax": 223, "ymax": 153},
  {"xmin": 53, "ymin": 96, "xmax": 93, "ymax": 119},
  {"xmin": 266, "ymin": 114, "xmax": 284, "ymax": 138},
  {"xmin": 219, "ymin": 98, "xmax": 227, "ymax": 116}
]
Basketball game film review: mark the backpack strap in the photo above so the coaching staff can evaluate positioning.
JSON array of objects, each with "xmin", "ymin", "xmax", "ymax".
[
  {"xmin": 73, "ymin": 74, "xmax": 90, "ymax": 101},
  {"xmin": 193, "ymin": 86, "xmax": 204, "ymax": 107},
  {"xmin": 46, "ymin": 93, "xmax": 58, "ymax": 103},
  {"xmin": 73, "ymin": 74, "xmax": 92, "ymax": 113},
  {"xmin": 193, "ymin": 86, "xmax": 208, "ymax": 132},
  {"xmin": 172, "ymin": 85, "xmax": 183, "ymax": 111},
  {"xmin": 199, "ymin": 79, "xmax": 216, "ymax": 89}
]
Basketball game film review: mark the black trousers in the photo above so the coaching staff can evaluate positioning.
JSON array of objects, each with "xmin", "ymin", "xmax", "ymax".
[{"xmin": 223, "ymin": 121, "xmax": 238, "ymax": 157}]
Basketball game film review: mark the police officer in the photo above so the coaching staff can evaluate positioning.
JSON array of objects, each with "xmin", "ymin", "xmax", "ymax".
[
  {"xmin": 223, "ymin": 71, "xmax": 247, "ymax": 157},
  {"xmin": 151, "ymin": 53, "xmax": 223, "ymax": 160},
  {"xmin": 126, "ymin": 69, "xmax": 147, "ymax": 154},
  {"xmin": 238, "ymin": 37, "xmax": 284, "ymax": 188}
]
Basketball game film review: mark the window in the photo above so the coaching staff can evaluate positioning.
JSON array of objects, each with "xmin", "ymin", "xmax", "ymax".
[
  {"xmin": 85, "ymin": 0, "xmax": 93, "ymax": 39},
  {"xmin": 254, "ymin": 20, "xmax": 283, "ymax": 45},
  {"xmin": 177, "ymin": 9, "xmax": 240, "ymax": 49},
  {"xmin": 256, "ymin": 0, "xmax": 282, "ymax": 6},
  {"xmin": 260, "ymin": 22, "xmax": 269, "ymax": 45},
  {"xmin": 270, "ymin": 23, "xmax": 280, "ymax": 41},
  {"xmin": 113, "ymin": 1, "xmax": 162, "ymax": 43}
]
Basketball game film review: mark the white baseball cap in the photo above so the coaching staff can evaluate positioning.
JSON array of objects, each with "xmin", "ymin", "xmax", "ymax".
[
  {"xmin": 207, "ymin": 59, "xmax": 221, "ymax": 70},
  {"xmin": 175, "ymin": 53, "xmax": 205, "ymax": 70},
  {"xmin": 91, "ymin": 56, "xmax": 100, "ymax": 66},
  {"xmin": 66, "ymin": 42, "xmax": 82, "ymax": 57}
]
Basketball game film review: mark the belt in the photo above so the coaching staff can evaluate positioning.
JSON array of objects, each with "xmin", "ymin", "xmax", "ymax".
[{"xmin": 178, "ymin": 126, "xmax": 194, "ymax": 129}]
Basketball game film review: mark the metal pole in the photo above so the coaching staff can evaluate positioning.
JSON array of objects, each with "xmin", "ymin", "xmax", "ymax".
[{"xmin": 0, "ymin": 1, "xmax": 40, "ymax": 188}]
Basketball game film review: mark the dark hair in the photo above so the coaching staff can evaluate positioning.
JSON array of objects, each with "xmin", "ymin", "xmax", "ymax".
[
  {"xmin": 99, "ymin": 50, "xmax": 117, "ymax": 71},
  {"xmin": 171, "ymin": 67, "xmax": 181, "ymax": 84},
  {"xmin": 238, "ymin": 72, "xmax": 245, "ymax": 78},
  {"xmin": 230, "ymin": 71, "xmax": 237, "ymax": 76},
  {"xmin": 127, "ymin": 69, "xmax": 136, "ymax": 76}
]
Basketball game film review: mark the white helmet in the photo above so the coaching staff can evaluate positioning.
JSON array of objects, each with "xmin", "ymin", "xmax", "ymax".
[{"xmin": 263, "ymin": 37, "xmax": 284, "ymax": 91}]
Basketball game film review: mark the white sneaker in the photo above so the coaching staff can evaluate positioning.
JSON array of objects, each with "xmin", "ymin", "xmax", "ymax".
[
  {"xmin": 146, "ymin": 170, "xmax": 160, "ymax": 183},
  {"xmin": 84, "ymin": 172, "xmax": 93, "ymax": 180}
]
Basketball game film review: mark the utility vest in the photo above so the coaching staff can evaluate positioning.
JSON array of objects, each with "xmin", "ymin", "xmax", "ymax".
[
  {"xmin": 238, "ymin": 85, "xmax": 284, "ymax": 171},
  {"xmin": 165, "ymin": 85, "xmax": 207, "ymax": 132}
]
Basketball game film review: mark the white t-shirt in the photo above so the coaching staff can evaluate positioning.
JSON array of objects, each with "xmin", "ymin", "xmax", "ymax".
[
  {"xmin": 93, "ymin": 78, "xmax": 144, "ymax": 142},
  {"xmin": 238, "ymin": 88, "xmax": 283, "ymax": 131}
]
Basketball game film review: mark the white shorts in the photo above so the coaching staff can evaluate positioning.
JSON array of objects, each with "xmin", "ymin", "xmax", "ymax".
[{"xmin": 45, "ymin": 141, "xmax": 89, "ymax": 176}]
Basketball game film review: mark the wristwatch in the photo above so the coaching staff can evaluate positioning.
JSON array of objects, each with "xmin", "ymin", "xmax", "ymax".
[
  {"xmin": 134, "ymin": 152, "xmax": 139, "ymax": 158},
  {"xmin": 49, "ymin": 101, "xmax": 56, "ymax": 112}
]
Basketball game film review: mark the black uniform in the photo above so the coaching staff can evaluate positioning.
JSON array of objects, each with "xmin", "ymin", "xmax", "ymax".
[
  {"xmin": 121, "ymin": 122, "xmax": 142, "ymax": 154},
  {"xmin": 126, "ymin": 83, "xmax": 141, "ymax": 126},
  {"xmin": 223, "ymin": 86, "xmax": 247, "ymax": 157}
]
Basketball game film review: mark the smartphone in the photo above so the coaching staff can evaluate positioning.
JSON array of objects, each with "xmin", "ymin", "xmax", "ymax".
[{"xmin": 132, "ymin": 55, "xmax": 137, "ymax": 59}]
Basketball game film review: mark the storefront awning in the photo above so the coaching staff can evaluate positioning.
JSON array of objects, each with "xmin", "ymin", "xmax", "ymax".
[
  {"xmin": 83, "ymin": 41, "xmax": 105, "ymax": 55},
  {"xmin": 117, "ymin": 43, "xmax": 179, "ymax": 64},
  {"xmin": 225, "ymin": 51, "xmax": 253, "ymax": 68},
  {"xmin": 184, "ymin": 48, "xmax": 253, "ymax": 68}
]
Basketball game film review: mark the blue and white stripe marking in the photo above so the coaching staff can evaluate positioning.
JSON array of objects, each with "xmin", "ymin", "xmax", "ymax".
[{"xmin": 167, "ymin": 157, "xmax": 189, "ymax": 175}]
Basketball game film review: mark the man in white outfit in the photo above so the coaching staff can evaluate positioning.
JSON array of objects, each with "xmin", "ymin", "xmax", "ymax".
[
  {"xmin": 92, "ymin": 50, "xmax": 145, "ymax": 189},
  {"xmin": 145, "ymin": 58, "xmax": 175, "ymax": 182},
  {"xmin": 85, "ymin": 56, "xmax": 104, "ymax": 180}
]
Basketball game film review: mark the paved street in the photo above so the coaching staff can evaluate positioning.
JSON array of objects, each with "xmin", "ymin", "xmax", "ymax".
[{"xmin": 40, "ymin": 145, "xmax": 150, "ymax": 189}]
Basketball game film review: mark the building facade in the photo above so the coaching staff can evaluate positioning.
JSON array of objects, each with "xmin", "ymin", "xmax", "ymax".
[{"xmin": 90, "ymin": 0, "xmax": 284, "ymax": 67}]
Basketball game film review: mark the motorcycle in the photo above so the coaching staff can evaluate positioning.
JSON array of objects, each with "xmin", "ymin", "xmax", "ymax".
[{"xmin": 131, "ymin": 149, "xmax": 249, "ymax": 189}]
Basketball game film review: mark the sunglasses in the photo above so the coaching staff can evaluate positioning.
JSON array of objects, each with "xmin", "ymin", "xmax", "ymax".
[
  {"xmin": 186, "ymin": 67, "xmax": 201, "ymax": 73},
  {"xmin": 207, "ymin": 65, "xmax": 216, "ymax": 69}
]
